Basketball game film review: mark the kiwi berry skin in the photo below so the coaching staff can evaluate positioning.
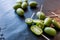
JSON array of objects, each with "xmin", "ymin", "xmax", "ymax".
[
  {"xmin": 52, "ymin": 19, "xmax": 60, "ymax": 29},
  {"xmin": 44, "ymin": 27, "xmax": 56, "ymax": 36},
  {"xmin": 36, "ymin": 12, "xmax": 46, "ymax": 20},
  {"xmin": 16, "ymin": 8, "xmax": 24, "ymax": 16},
  {"xmin": 21, "ymin": 2, "xmax": 28, "ymax": 9},
  {"xmin": 44, "ymin": 17, "xmax": 52, "ymax": 26},
  {"xmin": 29, "ymin": 1, "xmax": 37, "ymax": 7},
  {"xmin": 13, "ymin": 3, "xmax": 21, "ymax": 10}
]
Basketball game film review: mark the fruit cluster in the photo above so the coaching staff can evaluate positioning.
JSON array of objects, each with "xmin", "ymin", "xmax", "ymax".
[
  {"xmin": 25, "ymin": 11, "xmax": 60, "ymax": 36},
  {"xmin": 13, "ymin": 0, "xmax": 60, "ymax": 38},
  {"xmin": 13, "ymin": 0, "xmax": 37, "ymax": 16}
]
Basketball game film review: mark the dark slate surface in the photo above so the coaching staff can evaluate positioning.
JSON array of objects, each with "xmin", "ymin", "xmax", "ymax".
[{"xmin": 0, "ymin": 0, "xmax": 60, "ymax": 40}]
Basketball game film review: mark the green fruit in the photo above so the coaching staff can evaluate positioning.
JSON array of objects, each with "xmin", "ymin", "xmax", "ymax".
[
  {"xmin": 16, "ymin": 8, "xmax": 24, "ymax": 16},
  {"xmin": 33, "ymin": 19, "xmax": 44, "ymax": 23},
  {"xmin": 36, "ymin": 12, "xmax": 46, "ymax": 20},
  {"xmin": 25, "ymin": 18, "xmax": 33, "ymax": 25},
  {"xmin": 24, "ymin": 0, "xmax": 28, "ymax": 2},
  {"xmin": 16, "ymin": 0, "xmax": 22, "ymax": 4},
  {"xmin": 33, "ymin": 19, "xmax": 44, "ymax": 29},
  {"xmin": 29, "ymin": 1, "xmax": 37, "ymax": 7},
  {"xmin": 21, "ymin": 2, "xmax": 28, "ymax": 9},
  {"xmin": 44, "ymin": 27, "xmax": 56, "ymax": 36},
  {"xmin": 30, "ymin": 25, "xmax": 43, "ymax": 35},
  {"xmin": 13, "ymin": 3, "xmax": 21, "ymax": 10},
  {"xmin": 44, "ymin": 17, "xmax": 52, "ymax": 26},
  {"xmin": 36, "ymin": 23, "xmax": 44, "ymax": 29},
  {"xmin": 52, "ymin": 19, "xmax": 60, "ymax": 29}
]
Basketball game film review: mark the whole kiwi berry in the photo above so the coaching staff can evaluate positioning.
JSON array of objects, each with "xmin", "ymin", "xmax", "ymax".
[
  {"xmin": 36, "ymin": 12, "xmax": 46, "ymax": 20},
  {"xmin": 52, "ymin": 19, "xmax": 60, "ymax": 29},
  {"xmin": 13, "ymin": 3, "xmax": 21, "ymax": 10},
  {"xmin": 16, "ymin": 8, "xmax": 24, "ymax": 16},
  {"xmin": 44, "ymin": 17, "xmax": 52, "ymax": 26},
  {"xmin": 29, "ymin": 1, "xmax": 37, "ymax": 7},
  {"xmin": 21, "ymin": 2, "xmax": 28, "ymax": 9},
  {"xmin": 44, "ymin": 27, "xmax": 56, "ymax": 36}
]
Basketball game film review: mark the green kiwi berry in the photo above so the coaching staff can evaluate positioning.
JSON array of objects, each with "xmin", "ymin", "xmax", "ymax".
[
  {"xmin": 16, "ymin": 8, "xmax": 24, "ymax": 16},
  {"xmin": 21, "ymin": 2, "xmax": 28, "ymax": 9},
  {"xmin": 44, "ymin": 17, "xmax": 52, "ymax": 26},
  {"xmin": 29, "ymin": 1, "xmax": 37, "ymax": 7},
  {"xmin": 44, "ymin": 27, "xmax": 56, "ymax": 36},
  {"xmin": 36, "ymin": 12, "xmax": 46, "ymax": 20},
  {"xmin": 13, "ymin": 3, "xmax": 21, "ymax": 10},
  {"xmin": 52, "ymin": 19, "xmax": 60, "ymax": 29}
]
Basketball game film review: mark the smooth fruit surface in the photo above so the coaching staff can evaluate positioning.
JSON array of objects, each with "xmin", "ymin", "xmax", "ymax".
[
  {"xmin": 16, "ymin": 8, "xmax": 24, "ymax": 16},
  {"xmin": 29, "ymin": 1, "xmax": 37, "ymax": 7},
  {"xmin": 21, "ymin": 2, "xmax": 28, "ymax": 9},
  {"xmin": 13, "ymin": 3, "xmax": 21, "ymax": 10},
  {"xmin": 52, "ymin": 19, "xmax": 60, "ymax": 29},
  {"xmin": 44, "ymin": 17, "xmax": 52, "ymax": 26},
  {"xmin": 44, "ymin": 27, "xmax": 56, "ymax": 36},
  {"xmin": 36, "ymin": 12, "xmax": 46, "ymax": 20}
]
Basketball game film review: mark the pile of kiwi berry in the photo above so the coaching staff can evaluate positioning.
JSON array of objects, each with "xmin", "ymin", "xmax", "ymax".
[
  {"xmin": 13, "ymin": 0, "xmax": 37, "ymax": 16},
  {"xmin": 13, "ymin": 0, "xmax": 60, "ymax": 38},
  {"xmin": 25, "ymin": 11, "xmax": 60, "ymax": 36}
]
